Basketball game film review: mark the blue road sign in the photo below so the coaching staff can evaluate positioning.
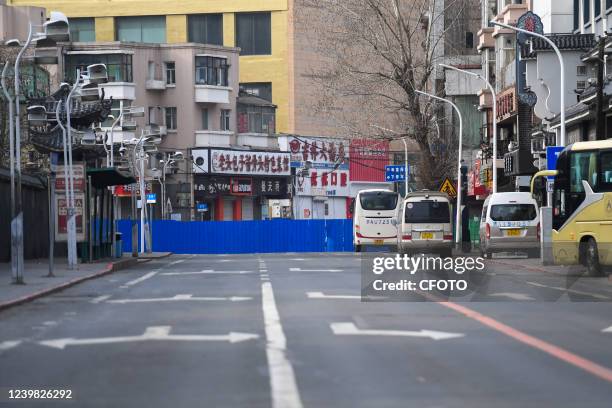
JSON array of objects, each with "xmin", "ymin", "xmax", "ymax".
[
  {"xmin": 146, "ymin": 193, "xmax": 157, "ymax": 204},
  {"xmin": 546, "ymin": 146, "xmax": 564, "ymax": 180},
  {"xmin": 385, "ymin": 165, "xmax": 407, "ymax": 182},
  {"xmin": 197, "ymin": 203, "xmax": 209, "ymax": 212}
]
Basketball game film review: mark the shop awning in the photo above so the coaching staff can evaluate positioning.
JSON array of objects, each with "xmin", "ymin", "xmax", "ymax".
[{"xmin": 86, "ymin": 167, "xmax": 135, "ymax": 188}]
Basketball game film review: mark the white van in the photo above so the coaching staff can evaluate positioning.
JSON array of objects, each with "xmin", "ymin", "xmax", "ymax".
[
  {"xmin": 353, "ymin": 189, "xmax": 400, "ymax": 252},
  {"xmin": 397, "ymin": 191, "xmax": 453, "ymax": 257},
  {"xmin": 479, "ymin": 192, "xmax": 540, "ymax": 258}
]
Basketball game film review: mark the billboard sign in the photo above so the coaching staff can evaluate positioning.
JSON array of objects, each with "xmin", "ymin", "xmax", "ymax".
[
  {"xmin": 210, "ymin": 149, "xmax": 291, "ymax": 176},
  {"xmin": 296, "ymin": 169, "xmax": 350, "ymax": 197},
  {"xmin": 287, "ymin": 136, "xmax": 349, "ymax": 169}
]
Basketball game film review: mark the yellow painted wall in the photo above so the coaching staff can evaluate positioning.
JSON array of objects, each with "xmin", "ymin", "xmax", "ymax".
[
  {"xmin": 10, "ymin": 0, "xmax": 293, "ymax": 133},
  {"xmin": 167, "ymin": 15, "xmax": 187, "ymax": 43},
  {"xmin": 94, "ymin": 17, "xmax": 114, "ymax": 41}
]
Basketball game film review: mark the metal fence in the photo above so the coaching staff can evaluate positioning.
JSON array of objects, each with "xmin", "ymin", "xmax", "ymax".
[{"xmin": 116, "ymin": 219, "xmax": 354, "ymax": 254}]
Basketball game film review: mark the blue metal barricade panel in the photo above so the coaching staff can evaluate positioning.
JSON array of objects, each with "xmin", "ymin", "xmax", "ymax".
[{"xmin": 117, "ymin": 219, "xmax": 354, "ymax": 254}]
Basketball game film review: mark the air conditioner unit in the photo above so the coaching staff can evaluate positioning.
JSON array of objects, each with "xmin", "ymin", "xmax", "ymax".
[
  {"xmin": 192, "ymin": 148, "xmax": 209, "ymax": 174},
  {"xmin": 159, "ymin": 125, "xmax": 168, "ymax": 136}
]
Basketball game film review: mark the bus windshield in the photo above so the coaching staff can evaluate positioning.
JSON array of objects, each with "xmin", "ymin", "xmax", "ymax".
[
  {"xmin": 359, "ymin": 191, "xmax": 398, "ymax": 211},
  {"xmin": 490, "ymin": 204, "xmax": 537, "ymax": 221},
  {"xmin": 405, "ymin": 200, "xmax": 450, "ymax": 223}
]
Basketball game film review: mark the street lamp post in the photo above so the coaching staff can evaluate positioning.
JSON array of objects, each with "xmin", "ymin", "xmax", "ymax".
[
  {"xmin": 414, "ymin": 90, "xmax": 464, "ymax": 248},
  {"xmin": 491, "ymin": 21, "xmax": 566, "ymax": 146},
  {"xmin": 439, "ymin": 63, "xmax": 498, "ymax": 193}
]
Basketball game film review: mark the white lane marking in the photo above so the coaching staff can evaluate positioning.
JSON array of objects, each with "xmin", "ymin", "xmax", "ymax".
[
  {"xmin": 488, "ymin": 292, "xmax": 535, "ymax": 301},
  {"xmin": 91, "ymin": 295, "xmax": 111, "ymax": 304},
  {"xmin": 262, "ymin": 282, "xmax": 303, "ymax": 408},
  {"xmin": 289, "ymin": 258, "xmax": 307, "ymax": 261},
  {"xmin": 169, "ymin": 259, "xmax": 185, "ymax": 266},
  {"xmin": 307, "ymin": 292, "xmax": 361, "ymax": 300},
  {"xmin": 526, "ymin": 281, "xmax": 611, "ymax": 300},
  {"xmin": 42, "ymin": 321, "xmax": 58, "ymax": 326},
  {"xmin": 106, "ymin": 294, "xmax": 252, "ymax": 304},
  {"xmin": 603, "ymin": 326, "xmax": 612, "ymax": 333},
  {"xmin": 162, "ymin": 270, "xmax": 254, "ymax": 276},
  {"xmin": 330, "ymin": 322, "xmax": 464, "ymax": 341},
  {"xmin": 289, "ymin": 268, "xmax": 342, "ymax": 272},
  {"xmin": 0, "ymin": 340, "xmax": 22, "ymax": 351},
  {"xmin": 39, "ymin": 326, "xmax": 259, "ymax": 349},
  {"xmin": 120, "ymin": 271, "xmax": 158, "ymax": 288}
]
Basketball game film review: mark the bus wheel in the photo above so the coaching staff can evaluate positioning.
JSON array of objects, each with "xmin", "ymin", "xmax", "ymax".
[
  {"xmin": 354, "ymin": 245, "xmax": 362, "ymax": 253},
  {"xmin": 585, "ymin": 238, "xmax": 602, "ymax": 277}
]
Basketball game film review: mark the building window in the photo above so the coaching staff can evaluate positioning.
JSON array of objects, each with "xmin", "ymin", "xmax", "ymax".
[
  {"xmin": 165, "ymin": 62, "xmax": 176, "ymax": 85},
  {"xmin": 188, "ymin": 14, "xmax": 223, "ymax": 45},
  {"xmin": 64, "ymin": 53, "xmax": 133, "ymax": 82},
  {"xmin": 239, "ymin": 82, "xmax": 272, "ymax": 102},
  {"xmin": 237, "ymin": 103, "xmax": 276, "ymax": 134},
  {"xmin": 576, "ymin": 80, "xmax": 586, "ymax": 90},
  {"xmin": 235, "ymin": 12, "xmax": 271, "ymax": 55},
  {"xmin": 69, "ymin": 18, "xmax": 95, "ymax": 42},
  {"xmin": 583, "ymin": 0, "xmax": 591, "ymax": 26},
  {"xmin": 465, "ymin": 32, "xmax": 474, "ymax": 49},
  {"xmin": 148, "ymin": 106, "xmax": 158, "ymax": 125},
  {"xmin": 201, "ymin": 108, "xmax": 209, "ymax": 130},
  {"xmin": 220, "ymin": 109, "xmax": 231, "ymax": 131},
  {"xmin": 195, "ymin": 56, "xmax": 229, "ymax": 86},
  {"xmin": 116, "ymin": 16, "xmax": 166, "ymax": 43},
  {"xmin": 574, "ymin": 0, "xmax": 579, "ymax": 31},
  {"xmin": 577, "ymin": 65, "xmax": 587, "ymax": 76},
  {"xmin": 165, "ymin": 107, "xmax": 177, "ymax": 130}
]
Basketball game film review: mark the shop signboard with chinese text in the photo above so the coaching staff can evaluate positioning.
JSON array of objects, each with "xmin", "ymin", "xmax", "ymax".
[
  {"xmin": 296, "ymin": 169, "xmax": 350, "ymax": 197},
  {"xmin": 210, "ymin": 149, "xmax": 290, "ymax": 176},
  {"xmin": 55, "ymin": 193, "xmax": 86, "ymax": 242},
  {"xmin": 287, "ymin": 136, "xmax": 349, "ymax": 170}
]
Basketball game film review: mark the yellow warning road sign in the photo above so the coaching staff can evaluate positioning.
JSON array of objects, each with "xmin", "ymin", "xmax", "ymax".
[{"xmin": 439, "ymin": 178, "xmax": 457, "ymax": 198}]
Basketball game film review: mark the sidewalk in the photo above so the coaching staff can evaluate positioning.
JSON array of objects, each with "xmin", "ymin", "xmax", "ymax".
[
  {"xmin": 488, "ymin": 255, "xmax": 609, "ymax": 278},
  {"xmin": 0, "ymin": 256, "xmax": 139, "ymax": 311}
]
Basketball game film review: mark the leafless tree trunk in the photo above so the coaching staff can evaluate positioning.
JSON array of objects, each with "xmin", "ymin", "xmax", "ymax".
[{"xmin": 296, "ymin": 0, "xmax": 467, "ymax": 189}]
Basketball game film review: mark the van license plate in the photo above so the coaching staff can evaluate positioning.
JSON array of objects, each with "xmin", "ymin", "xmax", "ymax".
[
  {"xmin": 506, "ymin": 229, "xmax": 521, "ymax": 237},
  {"xmin": 374, "ymin": 239, "xmax": 384, "ymax": 245},
  {"xmin": 421, "ymin": 232, "xmax": 433, "ymax": 239}
]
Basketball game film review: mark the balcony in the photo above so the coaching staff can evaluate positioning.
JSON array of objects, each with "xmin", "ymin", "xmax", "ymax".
[
  {"xmin": 236, "ymin": 133, "xmax": 279, "ymax": 150},
  {"xmin": 195, "ymin": 130, "xmax": 234, "ymax": 147},
  {"xmin": 477, "ymin": 27, "xmax": 494, "ymax": 51},
  {"xmin": 99, "ymin": 82, "xmax": 136, "ymax": 100},
  {"xmin": 478, "ymin": 87, "xmax": 493, "ymax": 109},
  {"xmin": 146, "ymin": 79, "xmax": 166, "ymax": 91},
  {"xmin": 493, "ymin": 3, "xmax": 528, "ymax": 37},
  {"xmin": 195, "ymin": 85, "xmax": 231, "ymax": 104}
]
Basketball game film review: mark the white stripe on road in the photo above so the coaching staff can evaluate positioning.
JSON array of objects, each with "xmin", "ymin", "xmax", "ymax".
[
  {"xmin": 0, "ymin": 340, "xmax": 21, "ymax": 351},
  {"xmin": 603, "ymin": 326, "xmax": 612, "ymax": 333},
  {"xmin": 261, "ymin": 281, "xmax": 303, "ymax": 408},
  {"xmin": 161, "ymin": 270, "xmax": 254, "ymax": 276},
  {"xmin": 121, "ymin": 271, "xmax": 158, "ymax": 288},
  {"xmin": 107, "ymin": 294, "xmax": 252, "ymax": 304},
  {"xmin": 307, "ymin": 292, "xmax": 361, "ymax": 300},
  {"xmin": 526, "ymin": 281, "xmax": 611, "ymax": 300},
  {"xmin": 289, "ymin": 268, "xmax": 343, "ymax": 272},
  {"xmin": 91, "ymin": 295, "xmax": 111, "ymax": 304}
]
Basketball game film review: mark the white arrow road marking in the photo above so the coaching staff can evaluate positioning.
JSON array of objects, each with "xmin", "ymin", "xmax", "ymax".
[
  {"xmin": 0, "ymin": 340, "xmax": 22, "ymax": 351},
  {"xmin": 106, "ymin": 294, "xmax": 252, "ymax": 304},
  {"xmin": 262, "ymin": 282, "xmax": 303, "ymax": 408},
  {"xmin": 39, "ymin": 326, "xmax": 259, "ymax": 349},
  {"xmin": 330, "ymin": 322, "xmax": 464, "ymax": 341},
  {"xmin": 307, "ymin": 292, "xmax": 361, "ymax": 300},
  {"xmin": 603, "ymin": 326, "xmax": 612, "ymax": 333},
  {"xmin": 289, "ymin": 268, "xmax": 343, "ymax": 272},
  {"xmin": 306, "ymin": 292, "xmax": 388, "ymax": 301},
  {"xmin": 488, "ymin": 293, "xmax": 535, "ymax": 301},
  {"xmin": 162, "ymin": 270, "xmax": 254, "ymax": 276},
  {"xmin": 526, "ymin": 281, "xmax": 611, "ymax": 300}
]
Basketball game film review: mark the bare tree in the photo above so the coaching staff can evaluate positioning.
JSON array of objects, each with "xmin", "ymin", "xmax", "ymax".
[{"xmin": 296, "ymin": 0, "xmax": 469, "ymax": 189}]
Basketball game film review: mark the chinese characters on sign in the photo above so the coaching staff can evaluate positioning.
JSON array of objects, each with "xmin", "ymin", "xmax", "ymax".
[
  {"xmin": 296, "ymin": 169, "xmax": 350, "ymax": 197},
  {"xmin": 194, "ymin": 176, "xmax": 288, "ymax": 198},
  {"xmin": 210, "ymin": 149, "xmax": 291, "ymax": 176},
  {"xmin": 55, "ymin": 195, "xmax": 85, "ymax": 242},
  {"xmin": 287, "ymin": 136, "xmax": 349, "ymax": 169}
]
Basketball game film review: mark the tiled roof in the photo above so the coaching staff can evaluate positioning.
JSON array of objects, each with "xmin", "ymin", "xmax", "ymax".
[{"xmin": 521, "ymin": 34, "xmax": 596, "ymax": 59}]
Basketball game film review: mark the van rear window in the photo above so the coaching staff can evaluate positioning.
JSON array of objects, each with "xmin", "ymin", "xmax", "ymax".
[
  {"xmin": 359, "ymin": 192, "xmax": 398, "ymax": 211},
  {"xmin": 490, "ymin": 204, "xmax": 537, "ymax": 221},
  {"xmin": 404, "ymin": 200, "xmax": 449, "ymax": 223}
]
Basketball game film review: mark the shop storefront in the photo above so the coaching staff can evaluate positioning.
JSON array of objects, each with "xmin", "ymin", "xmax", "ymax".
[{"xmin": 192, "ymin": 148, "xmax": 291, "ymax": 221}]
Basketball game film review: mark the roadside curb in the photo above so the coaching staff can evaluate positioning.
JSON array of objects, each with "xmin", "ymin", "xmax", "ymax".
[{"xmin": 0, "ymin": 258, "xmax": 138, "ymax": 313}]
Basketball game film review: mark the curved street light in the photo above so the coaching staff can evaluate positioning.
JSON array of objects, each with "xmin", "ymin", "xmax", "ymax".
[
  {"xmin": 439, "ymin": 63, "xmax": 498, "ymax": 194},
  {"xmin": 414, "ymin": 89, "xmax": 464, "ymax": 248}
]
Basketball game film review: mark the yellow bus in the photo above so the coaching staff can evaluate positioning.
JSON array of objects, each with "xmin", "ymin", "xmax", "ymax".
[{"xmin": 532, "ymin": 140, "xmax": 612, "ymax": 276}]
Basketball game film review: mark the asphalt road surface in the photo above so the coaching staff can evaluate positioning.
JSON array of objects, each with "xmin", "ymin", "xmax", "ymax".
[{"xmin": 1, "ymin": 253, "xmax": 611, "ymax": 407}]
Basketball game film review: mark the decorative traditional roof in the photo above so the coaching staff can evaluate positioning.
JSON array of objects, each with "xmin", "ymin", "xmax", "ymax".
[{"xmin": 521, "ymin": 33, "xmax": 596, "ymax": 59}]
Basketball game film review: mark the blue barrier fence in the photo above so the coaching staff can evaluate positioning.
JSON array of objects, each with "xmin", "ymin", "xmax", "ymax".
[{"xmin": 116, "ymin": 219, "xmax": 354, "ymax": 254}]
